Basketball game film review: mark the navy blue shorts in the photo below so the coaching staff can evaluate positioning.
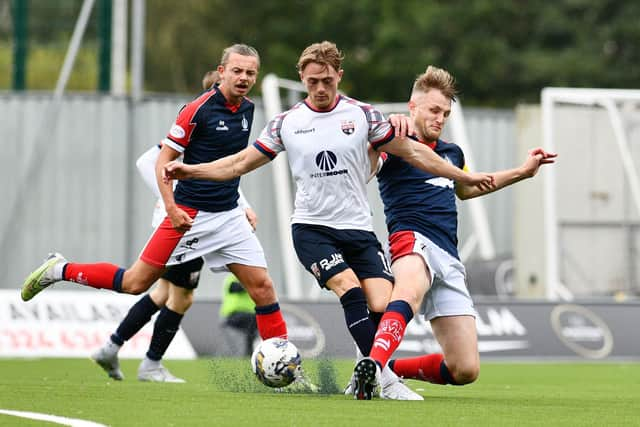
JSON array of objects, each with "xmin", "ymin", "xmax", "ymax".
[
  {"xmin": 161, "ymin": 257, "xmax": 203, "ymax": 289},
  {"xmin": 291, "ymin": 223, "xmax": 394, "ymax": 288}
]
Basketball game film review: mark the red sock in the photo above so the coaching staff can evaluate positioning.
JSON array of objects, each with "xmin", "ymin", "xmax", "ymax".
[
  {"xmin": 369, "ymin": 311, "xmax": 407, "ymax": 368},
  {"xmin": 63, "ymin": 262, "xmax": 124, "ymax": 291},
  {"xmin": 391, "ymin": 353, "xmax": 447, "ymax": 384},
  {"xmin": 255, "ymin": 309, "xmax": 287, "ymax": 340}
]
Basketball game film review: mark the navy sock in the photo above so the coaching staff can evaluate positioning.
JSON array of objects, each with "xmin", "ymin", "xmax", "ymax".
[
  {"xmin": 340, "ymin": 287, "xmax": 376, "ymax": 357},
  {"xmin": 386, "ymin": 300, "xmax": 414, "ymax": 323},
  {"xmin": 113, "ymin": 294, "xmax": 160, "ymax": 344},
  {"xmin": 112, "ymin": 268, "xmax": 125, "ymax": 293},
  {"xmin": 369, "ymin": 311, "xmax": 383, "ymax": 328},
  {"xmin": 146, "ymin": 307, "xmax": 183, "ymax": 361},
  {"xmin": 440, "ymin": 360, "xmax": 460, "ymax": 385}
]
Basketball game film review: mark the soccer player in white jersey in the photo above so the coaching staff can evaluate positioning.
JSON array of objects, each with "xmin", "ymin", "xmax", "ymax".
[
  {"xmin": 163, "ymin": 41, "xmax": 495, "ymax": 400},
  {"xmin": 359, "ymin": 65, "xmax": 556, "ymax": 393}
]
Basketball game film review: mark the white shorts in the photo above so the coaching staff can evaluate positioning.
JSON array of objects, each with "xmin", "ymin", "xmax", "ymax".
[
  {"xmin": 140, "ymin": 205, "xmax": 267, "ymax": 272},
  {"xmin": 388, "ymin": 230, "xmax": 476, "ymax": 321}
]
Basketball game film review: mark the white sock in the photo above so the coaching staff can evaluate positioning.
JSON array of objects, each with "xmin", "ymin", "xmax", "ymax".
[
  {"xmin": 52, "ymin": 262, "xmax": 67, "ymax": 280},
  {"xmin": 140, "ymin": 357, "xmax": 160, "ymax": 369},
  {"xmin": 103, "ymin": 339, "xmax": 121, "ymax": 356},
  {"xmin": 380, "ymin": 364, "xmax": 398, "ymax": 387}
]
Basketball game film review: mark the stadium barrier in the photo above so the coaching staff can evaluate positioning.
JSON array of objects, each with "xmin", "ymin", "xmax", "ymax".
[{"xmin": 3, "ymin": 291, "xmax": 638, "ymax": 361}]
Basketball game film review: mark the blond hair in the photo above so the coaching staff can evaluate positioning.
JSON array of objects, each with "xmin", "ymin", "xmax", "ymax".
[
  {"xmin": 412, "ymin": 65, "xmax": 458, "ymax": 101},
  {"xmin": 201, "ymin": 70, "xmax": 221, "ymax": 90},
  {"xmin": 220, "ymin": 44, "xmax": 260, "ymax": 67},
  {"xmin": 297, "ymin": 41, "xmax": 344, "ymax": 73}
]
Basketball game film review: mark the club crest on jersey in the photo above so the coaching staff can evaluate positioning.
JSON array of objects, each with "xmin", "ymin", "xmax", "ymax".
[
  {"xmin": 341, "ymin": 120, "xmax": 355, "ymax": 135},
  {"xmin": 241, "ymin": 115, "xmax": 249, "ymax": 132},
  {"xmin": 216, "ymin": 120, "xmax": 229, "ymax": 131},
  {"xmin": 169, "ymin": 124, "xmax": 186, "ymax": 139}
]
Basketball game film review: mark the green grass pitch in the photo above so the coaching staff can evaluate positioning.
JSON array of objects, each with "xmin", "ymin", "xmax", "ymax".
[{"xmin": 0, "ymin": 358, "xmax": 638, "ymax": 426}]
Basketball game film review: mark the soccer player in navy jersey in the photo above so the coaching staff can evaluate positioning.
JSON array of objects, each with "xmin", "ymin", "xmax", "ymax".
[
  {"xmin": 359, "ymin": 65, "xmax": 556, "ymax": 391},
  {"xmin": 21, "ymin": 45, "xmax": 289, "ymax": 357},
  {"xmin": 89, "ymin": 70, "xmax": 259, "ymax": 383},
  {"xmin": 162, "ymin": 41, "xmax": 495, "ymax": 400}
]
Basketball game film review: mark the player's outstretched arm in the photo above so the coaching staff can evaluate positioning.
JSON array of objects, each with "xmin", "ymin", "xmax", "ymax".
[
  {"xmin": 456, "ymin": 147, "xmax": 557, "ymax": 200},
  {"xmin": 380, "ymin": 137, "xmax": 495, "ymax": 190},
  {"xmin": 163, "ymin": 145, "xmax": 270, "ymax": 183}
]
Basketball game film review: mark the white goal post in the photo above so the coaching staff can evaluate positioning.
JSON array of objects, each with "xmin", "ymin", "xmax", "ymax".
[
  {"xmin": 261, "ymin": 74, "xmax": 496, "ymax": 300},
  {"xmin": 541, "ymin": 87, "xmax": 640, "ymax": 300}
]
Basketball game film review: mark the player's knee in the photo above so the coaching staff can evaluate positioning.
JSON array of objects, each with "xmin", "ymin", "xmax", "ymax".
[
  {"xmin": 450, "ymin": 362, "xmax": 480, "ymax": 385},
  {"xmin": 245, "ymin": 276, "xmax": 276, "ymax": 304},
  {"xmin": 367, "ymin": 296, "xmax": 388, "ymax": 313},
  {"xmin": 178, "ymin": 290, "xmax": 195, "ymax": 310},
  {"xmin": 169, "ymin": 290, "xmax": 194, "ymax": 312},
  {"xmin": 122, "ymin": 282, "xmax": 148, "ymax": 295}
]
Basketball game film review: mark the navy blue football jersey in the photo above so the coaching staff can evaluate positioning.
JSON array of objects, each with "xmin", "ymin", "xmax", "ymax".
[
  {"xmin": 163, "ymin": 87, "xmax": 254, "ymax": 213},
  {"xmin": 377, "ymin": 138, "xmax": 466, "ymax": 259}
]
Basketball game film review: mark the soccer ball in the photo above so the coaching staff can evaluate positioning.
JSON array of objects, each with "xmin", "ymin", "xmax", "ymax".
[{"xmin": 251, "ymin": 337, "xmax": 301, "ymax": 388}]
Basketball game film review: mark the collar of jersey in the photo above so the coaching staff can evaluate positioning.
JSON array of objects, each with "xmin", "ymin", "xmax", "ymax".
[
  {"xmin": 303, "ymin": 95, "xmax": 342, "ymax": 113},
  {"xmin": 409, "ymin": 134, "xmax": 438, "ymax": 150}
]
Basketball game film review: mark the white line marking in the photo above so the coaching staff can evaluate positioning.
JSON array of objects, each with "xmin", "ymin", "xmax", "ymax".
[{"xmin": 0, "ymin": 409, "xmax": 107, "ymax": 427}]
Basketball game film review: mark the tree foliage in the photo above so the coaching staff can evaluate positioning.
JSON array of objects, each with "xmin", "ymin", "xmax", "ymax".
[{"xmin": 7, "ymin": 0, "xmax": 640, "ymax": 106}]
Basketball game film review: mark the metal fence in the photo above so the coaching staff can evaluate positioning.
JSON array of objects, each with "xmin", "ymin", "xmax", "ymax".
[{"xmin": 0, "ymin": 93, "xmax": 515, "ymax": 299}]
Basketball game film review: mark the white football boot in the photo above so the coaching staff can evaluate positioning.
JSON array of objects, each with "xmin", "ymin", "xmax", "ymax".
[
  {"xmin": 137, "ymin": 359, "xmax": 185, "ymax": 383},
  {"xmin": 379, "ymin": 365, "xmax": 424, "ymax": 401},
  {"xmin": 91, "ymin": 340, "xmax": 124, "ymax": 381}
]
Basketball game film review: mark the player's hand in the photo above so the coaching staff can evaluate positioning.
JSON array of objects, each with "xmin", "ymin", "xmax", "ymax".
[
  {"xmin": 167, "ymin": 206, "xmax": 194, "ymax": 233},
  {"xmin": 522, "ymin": 147, "xmax": 558, "ymax": 178},
  {"xmin": 463, "ymin": 172, "xmax": 495, "ymax": 191},
  {"xmin": 388, "ymin": 114, "xmax": 415, "ymax": 138},
  {"xmin": 163, "ymin": 161, "xmax": 192, "ymax": 183},
  {"xmin": 244, "ymin": 207, "xmax": 258, "ymax": 231}
]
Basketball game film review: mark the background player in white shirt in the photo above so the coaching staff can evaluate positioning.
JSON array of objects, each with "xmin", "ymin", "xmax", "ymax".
[{"xmin": 164, "ymin": 41, "xmax": 494, "ymax": 400}]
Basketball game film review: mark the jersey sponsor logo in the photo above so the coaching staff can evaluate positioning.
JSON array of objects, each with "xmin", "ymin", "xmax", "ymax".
[
  {"xmin": 425, "ymin": 176, "xmax": 455, "ymax": 189},
  {"xmin": 216, "ymin": 120, "xmax": 229, "ymax": 131},
  {"xmin": 294, "ymin": 127, "xmax": 315, "ymax": 135},
  {"xmin": 310, "ymin": 151, "xmax": 349, "ymax": 178},
  {"xmin": 319, "ymin": 253, "xmax": 344, "ymax": 271},
  {"xmin": 169, "ymin": 124, "xmax": 186, "ymax": 139},
  {"xmin": 241, "ymin": 115, "xmax": 249, "ymax": 132},
  {"xmin": 341, "ymin": 120, "xmax": 355, "ymax": 135},
  {"xmin": 315, "ymin": 151, "xmax": 338, "ymax": 171}
]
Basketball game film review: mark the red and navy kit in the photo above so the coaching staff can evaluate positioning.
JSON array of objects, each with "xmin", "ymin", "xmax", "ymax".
[
  {"xmin": 377, "ymin": 137, "xmax": 465, "ymax": 260},
  {"xmin": 165, "ymin": 87, "xmax": 254, "ymax": 213}
]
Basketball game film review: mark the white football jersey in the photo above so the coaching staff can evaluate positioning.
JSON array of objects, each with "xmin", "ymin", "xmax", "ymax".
[{"xmin": 254, "ymin": 95, "xmax": 394, "ymax": 231}]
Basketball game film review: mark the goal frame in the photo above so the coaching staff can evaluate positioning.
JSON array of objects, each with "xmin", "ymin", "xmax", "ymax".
[{"xmin": 541, "ymin": 87, "xmax": 640, "ymax": 300}]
